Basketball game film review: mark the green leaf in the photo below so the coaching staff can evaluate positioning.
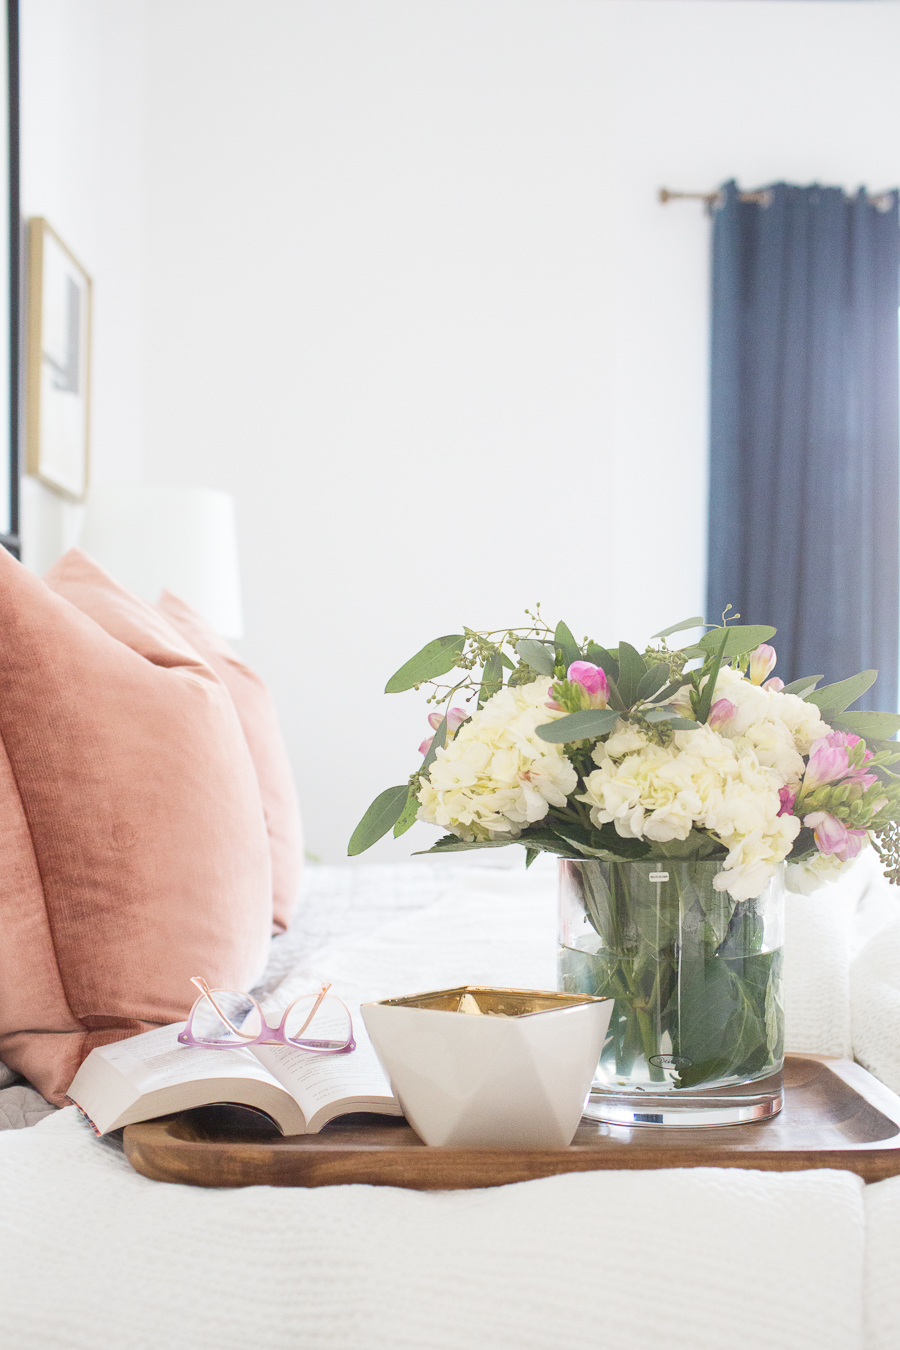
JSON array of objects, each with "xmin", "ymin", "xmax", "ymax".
[
  {"xmin": 585, "ymin": 644, "xmax": 619, "ymax": 683},
  {"xmin": 551, "ymin": 824, "xmax": 650, "ymax": 862},
  {"xmin": 535, "ymin": 708, "xmax": 621, "ymax": 744},
  {"xmin": 805, "ymin": 670, "xmax": 877, "ymax": 714},
  {"xmin": 499, "ymin": 651, "xmax": 516, "ymax": 671},
  {"xmin": 554, "ymin": 621, "xmax": 581, "ymax": 671},
  {"xmin": 525, "ymin": 847, "xmax": 539, "ymax": 869},
  {"xmin": 650, "ymin": 677, "xmax": 690, "ymax": 705},
  {"xmin": 831, "ymin": 710, "xmax": 900, "ymax": 740},
  {"xmin": 393, "ymin": 790, "xmax": 419, "ymax": 838},
  {"xmin": 696, "ymin": 624, "xmax": 776, "ymax": 660},
  {"xmin": 414, "ymin": 835, "xmax": 515, "ymax": 855},
  {"xmin": 421, "ymin": 715, "xmax": 447, "ymax": 771},
  {"xmin": 636, "ymin": 664, "xmax": 670, "ymax": 702},
  {"xmin": 616, "ymin": 642, "xmax": 647, "ymax": 707},
  {"xmin": 650, "ymin": 615, "xmax": 706, "ymax": 640},
  {"xmin": 478, "ymin": 653, "xmax": 503, "ymax": 709},
  {"xmin": 695, "ymin": 628, "xmax": 729, "ymax": 724},
  {"xmin": 680, "ymin": 645, "xmax": 709, "ymax": 660},
  {"xmin": 605, "ymin": 676, "xmax": 626, "ymax": 712},
  {"xmin": 781, "ymin": 675, "xmax": 823, "ymax": 697},
  {"xmin": 385, "ymin": 635, "xmax": 466, "ymax": 693},
  {"xmin": 514, "ymin": 639, "xmax": 556, "ymax": 676},
  {"xmin": 348, "ymin": 785, "xmax": 409, "ymax": 855}
]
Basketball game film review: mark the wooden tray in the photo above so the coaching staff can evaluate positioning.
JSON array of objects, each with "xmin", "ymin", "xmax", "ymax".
[{"xmin": 123, "ymin": 1054, "xmax": 900, "ymax": 1190}]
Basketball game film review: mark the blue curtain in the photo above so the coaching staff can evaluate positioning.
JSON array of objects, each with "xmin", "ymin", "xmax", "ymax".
[{"xmin": 707, "ymin": 181, "xmax": 900, "ymax": 712}]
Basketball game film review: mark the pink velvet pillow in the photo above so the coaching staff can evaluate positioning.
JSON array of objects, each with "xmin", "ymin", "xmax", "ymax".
[
  {"xmin": 157, "ymin": 590, "xmax": 303, "ymax": 934},
  {"xmin": 0, "ymin": 547, "xmax": 272, "ymax": 1104}
]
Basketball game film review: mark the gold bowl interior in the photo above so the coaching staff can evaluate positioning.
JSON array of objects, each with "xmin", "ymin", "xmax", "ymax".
[{"xmin": 373, "ymin": 985, "xmax": 607, "ymax": 1018}]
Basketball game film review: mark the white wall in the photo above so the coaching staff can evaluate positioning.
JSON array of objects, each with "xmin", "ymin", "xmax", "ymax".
[
  {"xmin": 23, "ymin": 1, "xmax": 900, "ymax": 863},
  {"xmin": 136, "ymin": 0, "xmax": 900, "ymax": 863},
  {"xmin": 19, "ymin": 0, "xmax": 147, "ymax": 573}
]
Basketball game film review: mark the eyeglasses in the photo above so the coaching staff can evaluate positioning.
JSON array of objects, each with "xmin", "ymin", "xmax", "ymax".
[{"xmin": 177, "ymin": 976, "xmax": 356, "ymax": 1054}]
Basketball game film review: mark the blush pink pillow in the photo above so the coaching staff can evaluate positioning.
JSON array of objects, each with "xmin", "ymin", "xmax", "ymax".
[
  {"xmin": 0, "ymin": 547, "xmax": 272, "ymax": 1104},
  {"xmin": 157, "ymin": 590, "xmax": 303, "ymax": 934}
]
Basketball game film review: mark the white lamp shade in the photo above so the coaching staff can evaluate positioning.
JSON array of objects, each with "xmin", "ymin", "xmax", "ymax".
[{"xmin": 79, "ymin": 484, "xmax": 244, "ymax": 639}]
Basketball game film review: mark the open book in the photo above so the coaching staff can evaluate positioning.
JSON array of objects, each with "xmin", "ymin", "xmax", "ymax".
[{"xmin": 66, "ymin": 1016, "xmax": 401, "ymax": 1136}]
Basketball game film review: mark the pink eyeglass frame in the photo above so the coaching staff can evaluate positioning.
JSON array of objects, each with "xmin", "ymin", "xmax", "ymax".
[{"xmin": 177, "ymin": 976, "xmax": 356, "ymax": 1054}]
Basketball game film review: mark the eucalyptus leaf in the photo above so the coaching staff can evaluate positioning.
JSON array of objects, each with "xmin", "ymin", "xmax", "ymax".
[
  {"xmin": 514, "ymin": 639, "xmax": 556, "ymax": 676},
  {"xmin": 695, "ymin": 628, "xmax": 729, "ymax": 724},
  {"xmin": 781, "ymin": 674, "xmax": 823, "ymax": 697},
  {"xmin": 636, "ymin": 664, "xmax": 670, "ymax": 702},
  {"xmin": 804, "ymin": 670, "xmax": 877, "ymax": 714},
  {"xmin": 831, "ymin": 710, "xmax": 900, "ymax": 740},
  {"xmin": 535, "ymin": 708, "xmax": 621, "ymax": 744},
  {"xmin": 650, "ymin": 615, "xmax": 706, "ymax": 640},
  {"xmin": 393, "ymin": 790, "xmax": 419, "ymax": 838},
  {"xmin": 554, "ymin": 621, "xmax": 581, "ymax": 671},
  {"xmin": 478, "ymin": 652, "xmax": 503, "ymax": 708},
  {"xmin": 605, "ymin": 676, "xmax": 626, "ymax": 712},
  {"xmin": 585, "ymin": 644, "xmax": 619, "ymax": 683},
  {"xmin": 644, "ymin": 705, "xmax": 677, "ymax": 723},
  {"xmin": 385, "ymin": 635, "xmax": 466, "ymax": 693},
  {"xmin": 551, "ymin": 825, "xmax": 650, "ymax": 862},
  {"xmin": 680, "ymin": 645, "xmax": 709, "ymax": 660},
  {"xmin": 696, "ymin": 624, "xmax": 776, "ymax": 660},
  {"xmin": 348, "ymin": 785, "xmax": 410, "ymax": 855},
  {"xmin": 616, "ymin": 642, "xmax": 647, "ymax": 706},
  {"xmin": 421, "ymin": 714, "xmax": 447, "ymax": 771}
]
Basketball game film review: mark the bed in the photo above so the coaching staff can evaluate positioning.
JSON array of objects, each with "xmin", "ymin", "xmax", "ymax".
[{"xmin": 1, "ymin": 852, "xmax": 899, "ymax": 1350}]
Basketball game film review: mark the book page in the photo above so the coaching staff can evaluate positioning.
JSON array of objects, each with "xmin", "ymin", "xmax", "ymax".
[
  {"xmin": 252, "ymin": 1012, "xmax": 399, "ymax": 1125},
  {"xmin": 98, "ymin": 1022, "xmax": 282, "ymax": 1094}
]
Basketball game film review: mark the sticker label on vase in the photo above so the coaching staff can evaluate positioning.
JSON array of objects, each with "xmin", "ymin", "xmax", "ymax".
[
  {"xmin": 649, "ymin": 1053, "xmax": 692, "ymax": 1070},
  {"xmin": 648, "ymin": 872, "xmax": 669, "ymax": 883}
]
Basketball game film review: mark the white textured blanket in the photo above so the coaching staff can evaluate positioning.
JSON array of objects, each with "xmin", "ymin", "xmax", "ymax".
[{"xmin": 0, "ymin": 1108, "xmax": 870, "ymax": 1350}]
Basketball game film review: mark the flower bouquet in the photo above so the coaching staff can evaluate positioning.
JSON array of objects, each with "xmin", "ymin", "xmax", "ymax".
[{"xmin": 350, "ymin": 612, "xmax": 900, "ymax": 1114}]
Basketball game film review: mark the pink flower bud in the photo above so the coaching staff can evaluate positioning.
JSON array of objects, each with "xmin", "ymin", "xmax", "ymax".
[
  {"xmin": 803, "ymin": 810, "xmax": 849, "ymax": 855},
  {"xmin": 763, "ymin": 677, "xmax": 785, "ymax": 692},
  {"xmin": 567, "ymin": 661, "xmax": 609, "ymax": 706},
  {"xmin": 748, "ymin": 644, "xmax": 777, "ymax": 685},
  {"xmin": 428, "ymin": 706, "xmax": 467, "ymax": 734},
  {"xmin": 418, "ymin": 736, "xmax": 433, "ymax": 756},
  {"xmin": 708, "ymin": 698, "xmax": 737, "ymax": 730},
  {"xmin": 778, "ymin": 786, "xmax": 797, "ymax": 817}
]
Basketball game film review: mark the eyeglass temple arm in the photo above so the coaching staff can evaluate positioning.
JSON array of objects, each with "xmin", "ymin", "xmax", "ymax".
[{"xmin": 290, "ymin": 983, "xmax": 331, "ymax": 1039}]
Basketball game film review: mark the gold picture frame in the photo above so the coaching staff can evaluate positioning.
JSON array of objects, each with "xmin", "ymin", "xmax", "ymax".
[{"xmin": 25, "ymin": 217, "xmax": 91, "ymax": 500}]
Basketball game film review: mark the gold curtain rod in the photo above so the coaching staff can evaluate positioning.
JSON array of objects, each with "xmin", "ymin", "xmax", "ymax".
[{"xmin": 659, "ymin": 187, "xmax": 895, "ymax": 212}]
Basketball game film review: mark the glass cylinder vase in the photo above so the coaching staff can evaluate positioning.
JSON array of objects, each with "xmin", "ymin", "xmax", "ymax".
[{"xmin": 558, "ymin": 858, "xmax": 785, "ymax": 1127}]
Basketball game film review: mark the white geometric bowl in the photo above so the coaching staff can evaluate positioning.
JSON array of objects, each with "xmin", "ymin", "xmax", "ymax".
[{"xmin": 361, "ymin": 986, "xmax": 613, "ymax": 1148}]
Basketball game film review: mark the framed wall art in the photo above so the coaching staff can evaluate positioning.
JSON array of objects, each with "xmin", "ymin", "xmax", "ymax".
[{"xmin": 25, "ymin": 216, "xmax": 91, "ymax": 501}]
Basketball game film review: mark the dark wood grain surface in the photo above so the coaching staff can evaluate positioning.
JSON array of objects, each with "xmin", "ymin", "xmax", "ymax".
[{"xmin": 123, "ymin": 1055, "xmax": 900, "ymax": 1190}]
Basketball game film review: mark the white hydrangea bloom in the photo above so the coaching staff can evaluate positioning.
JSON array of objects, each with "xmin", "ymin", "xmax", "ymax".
[
  {"xmin": 674, "ymin": 664, "xmax": 829, "ymax": 785},
  {"xmin": 417, "ymin": 677, "xmax": 577, "ymax": 841},
  {"xmin": 784, "ymin": 850, "xmax": 855, "ymax": 895},
  {"xmin": 579, "ymin": 721, "xmax": 801, "ymax": 901}
]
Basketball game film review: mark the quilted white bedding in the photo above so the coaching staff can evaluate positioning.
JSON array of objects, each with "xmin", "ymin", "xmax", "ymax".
[{"xmin": 0, "ymin": 854, "xmax": 898, "ymax": 1350}]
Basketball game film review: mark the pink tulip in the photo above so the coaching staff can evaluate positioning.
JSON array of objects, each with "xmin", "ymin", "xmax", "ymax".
[
  {"xmin": 803, "ymin": 811, "xmax": 868, "ymax": 863},
  {"xmin": 567, "ymin": 661, "xmax": 609, "ymax": 705},
  {"xmin": 763, "ymin": 677, "xmax": 785, "ymax": 693},
  {"xmin": 708, "ymin": 698, "xmax": 737, "ymax": 730},
  {"xmin": 418, "ymin": 736, "xmax": 433, "ymax": 756},
  {"xmin": 778, "ymin": 786, "xmax": 797, "ymax": 817},
  {"xmin": 748, "ymin": 644, "xmax": 777, "ymax": 685}
]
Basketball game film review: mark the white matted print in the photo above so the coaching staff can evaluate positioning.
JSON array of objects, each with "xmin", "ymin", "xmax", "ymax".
[{"xmin": 26, "ymin": 218, "xmax": 91, "ymax": 499}]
